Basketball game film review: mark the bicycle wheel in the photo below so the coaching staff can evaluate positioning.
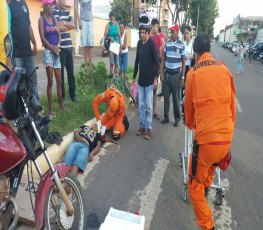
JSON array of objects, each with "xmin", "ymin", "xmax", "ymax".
[
  {"xmin": 43, "ymin": 173, "xmax": 86, "ymax": 230},
  {"xmin": 123, "ymin": 81, "xmax": 138, "ymax": 106}
]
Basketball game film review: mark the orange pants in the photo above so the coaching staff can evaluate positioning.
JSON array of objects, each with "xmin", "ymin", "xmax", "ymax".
[
  {"xmin": 188, "ymin": 143, "xmax": 231, "ymax": 230},
  {"xmin": 101, "ymin": 97, "xmax": 125, "ymax": 137}
]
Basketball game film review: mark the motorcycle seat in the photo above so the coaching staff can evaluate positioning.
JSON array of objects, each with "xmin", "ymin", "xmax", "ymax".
[{"xmin": 0, "ymin": 70, "xmax": 10, "ymax": 85}]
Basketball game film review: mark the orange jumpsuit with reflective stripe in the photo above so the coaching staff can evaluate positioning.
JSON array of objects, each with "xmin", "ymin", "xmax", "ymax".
[
  {"xmin": 93, "ymin": 87, "xmax": 126, "ymax": 136},
  {"xmin": 185, "ymin": 52, "xmax": 236, "ymax": 230}
]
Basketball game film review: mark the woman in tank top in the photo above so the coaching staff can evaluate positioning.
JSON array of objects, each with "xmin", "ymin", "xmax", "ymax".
[
  {"xmin": 119, "ymin": 22, "xmax": 128, "ymax": 79},
  {"xmin": 38, "ymin": 0, "xmax": 66, "ymax": 118},
  {"xmin": 104, "ymin": 11, "xmax": 121, "ymax": 76}
]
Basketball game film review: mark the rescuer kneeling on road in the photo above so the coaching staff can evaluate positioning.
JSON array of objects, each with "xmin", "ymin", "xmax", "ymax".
[
  {"xmin": 184, "ymin": 33, "xmax": 236, "ymax": 230},
  {"xmin": 92, "ymin": 86, "xmax": 129, "ymax": 140}
]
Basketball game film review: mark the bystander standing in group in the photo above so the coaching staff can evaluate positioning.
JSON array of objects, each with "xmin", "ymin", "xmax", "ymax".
[
  {"xmin": 182, "ymin": 25, "xmax": 194, "ymax": 113},
  {"xmin": 8, "ymin": 0, "xmax": 39, "ymax": 100},
  {"xmin": 119, "ymin": 22, "xmax": 128, "ymax": 80},
  {"xmin": 39, "ymin": 0, "xmax": 66, "ymax": 118},
  {"xmin": 150, "ymin": 18, "xmax": 165, "ymax": 120},
  {"xmin": 161, "ymin": 24, "xmax": 185, "ymax": 127},
  {"xmin": 53, "ymin": 0, "xmax": 77, "ymax": 102},
  {"xmin": 236, "ymin": 40, "xmax": 244, "ymax": 74},
  {"xmin": 75, "ymin": 0, "xmax": 94, "ymax": 69},
  {"xmin": 104, "ymin": 11, "xmax": 121, "ymax": 76},
  {"xmin": 183, "ymin": 26, "xmax": 194, "ymax": 81},
  {"xmin": 133, "ymin": 24, "xmax": 159, "ymax": 140},
  {"xmin": 185, "ymin": 33, "xmax": 236, "ymax": 230}
]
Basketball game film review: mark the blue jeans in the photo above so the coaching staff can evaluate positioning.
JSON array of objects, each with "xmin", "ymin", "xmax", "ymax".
[
  {"xmin": 119, "ymin": 52, "xmax": 128, "ymax": 73},
  {"xmin": 13, "ymin": 56, "xmax": 39, "ymax": 100},
  {"xmin": 64, "ymin": 141, "xmax": 90, "ymax": 172},
  {"xmin": 237, "ymin": 57, "xmax": 243, "ymax": 73},
  {"xmin": 138, "ymin": 84, "xmax": 153, "ymax": 130},
  {"xmin": 109, "ymin": 51, "xmax": 119, "ymax": 66}
]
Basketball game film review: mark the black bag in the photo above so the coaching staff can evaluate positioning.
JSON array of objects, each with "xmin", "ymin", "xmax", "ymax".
[{"xmin": 123, "ymin": 115, "xmax": 129, "ymax": 130}]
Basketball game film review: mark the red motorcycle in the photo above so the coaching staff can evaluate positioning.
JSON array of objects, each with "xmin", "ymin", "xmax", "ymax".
[{"xmin": 0, "ymin": 35, "xmax": 86, "ymax": 229}]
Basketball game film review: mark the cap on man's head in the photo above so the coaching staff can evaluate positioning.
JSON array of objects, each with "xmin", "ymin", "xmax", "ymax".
[
  {"xmin": 169, "ymin": 24, "xmax": 180, "ymax": 32},
  {"xmin": 42, "ymin": 0, "xmax": 55, "ymax": 5}
]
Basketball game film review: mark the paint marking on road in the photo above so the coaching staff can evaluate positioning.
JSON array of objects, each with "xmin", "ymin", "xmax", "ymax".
[
  {"xmin": 127, "ymin": 158, "xmax": 169, "ymax": 230},
  {"xmin": 207, "ymin": 178, "xmax": 233, "ymax": 230},
  {"xmin": 236, "ymin": 98, "xmax": 242, "ymax": 113},
  {"xmin": 128, "ymin": 112, "xmax": 136, "ymax": 121}
]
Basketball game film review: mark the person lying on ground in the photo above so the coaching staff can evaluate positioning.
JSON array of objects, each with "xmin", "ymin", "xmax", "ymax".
[{"xmin": 64, "ymin": 122, "xmax": 102, "ymax": 177}]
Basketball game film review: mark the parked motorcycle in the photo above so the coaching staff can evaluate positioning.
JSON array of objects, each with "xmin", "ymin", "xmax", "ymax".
[{"xmin": 0, "ymin": 34, "xmax": 86, "ymax": 230}]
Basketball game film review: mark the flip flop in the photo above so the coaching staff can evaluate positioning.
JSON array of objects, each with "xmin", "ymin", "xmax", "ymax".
[
  {"xmin": 49, "ymin": 111, "xmax": 56, "ymax": 118},
  {"xmin": 153, "ymin": 113, "xmax": 160, "ymax": 120}
]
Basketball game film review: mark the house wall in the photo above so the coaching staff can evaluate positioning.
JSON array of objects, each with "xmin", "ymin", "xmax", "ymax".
[
  {"xmin": 219, "ymin": 31, "xmax": 225, "ymax": 43},
  {"xmin": 255, "ymin": 29, "xmax": 263, "ymax": 43},
  {"xmin": 27, "ymin": 0, "xmax": 75, "ymax": 50}
]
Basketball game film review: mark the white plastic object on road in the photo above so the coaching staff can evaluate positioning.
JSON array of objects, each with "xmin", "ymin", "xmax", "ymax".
[
  {"xmin": 99, "ymin": 207, "xmax": 145, "ymax": 230},
  {"xmin": 100, "ymin": 125, "xmax": 106, "ymax": 135},
  {"xmin": 97, "ymin": 120, "xmax": 101, "ymax": 133}
]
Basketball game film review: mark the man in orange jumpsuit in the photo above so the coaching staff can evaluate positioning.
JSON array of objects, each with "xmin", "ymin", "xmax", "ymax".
[
  {"xmin": 184, "ymin": 33, "xmax": 236, "ymax": 230},
  {"xmin": 93, "ymin": 86, "xmax": 127, "ymax": 140}
]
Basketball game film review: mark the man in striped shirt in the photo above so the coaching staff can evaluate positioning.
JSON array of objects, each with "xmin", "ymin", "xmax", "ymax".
[
  {"xmin": 53, "ymin": 0, "xmax": 76, "ymax": 102},
  {"xmin": 160, "ymin": 24, "xmax": 185, "ymax": 127}
]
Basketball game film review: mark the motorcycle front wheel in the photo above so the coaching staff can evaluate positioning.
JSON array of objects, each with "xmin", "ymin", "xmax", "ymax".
[{"xmin": 43, "ymin": 173, "xmax": 86, "ymax": 230}]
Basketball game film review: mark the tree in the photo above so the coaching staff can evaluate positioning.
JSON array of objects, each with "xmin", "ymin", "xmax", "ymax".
[
  {"xmin": 189, "ymin": 0, "xmax": 218, "ymax": 38},
  {"xmin": 110, "ymin": 0, "xmax": 133, "ymax": 26}
]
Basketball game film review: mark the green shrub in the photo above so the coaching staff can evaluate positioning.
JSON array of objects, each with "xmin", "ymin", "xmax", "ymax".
[
  {"xmin": 75, "ymin": 61, "xmax": 108, "ymax": 95},
  {"xmin": 127, "ymin": 65, "xmax": 133, "ymax": 73}
]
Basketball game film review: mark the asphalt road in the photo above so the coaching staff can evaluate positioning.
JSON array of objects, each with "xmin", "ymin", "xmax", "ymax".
[{"xmin": 17, "ymin": 43, "xmax": 263, "ymax": 230}]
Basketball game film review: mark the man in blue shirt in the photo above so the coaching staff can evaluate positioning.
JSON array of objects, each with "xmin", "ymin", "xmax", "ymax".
[{"xmin": 160, "ymin": 24, "xmax": 185, "ymax": 127}]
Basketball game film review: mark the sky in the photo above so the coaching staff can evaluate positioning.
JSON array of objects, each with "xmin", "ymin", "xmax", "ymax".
[
  {"xmin": 93, "ymin": 0, "xmax": 263, "ymax": 36},
  {"xmin": 214, "ymin": 0, "xmax": 263, "ymax": 35}
]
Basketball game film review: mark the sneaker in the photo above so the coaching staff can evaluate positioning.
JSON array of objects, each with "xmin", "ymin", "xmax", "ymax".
[
  {"xmin": 71, "ymin": 97, "xmax": 78, "ymax": 102},
  {"xmin": 136, "ymin": 127, "xmax": 145, "ymax": 136},
  {"xmin": 145, "ymin": 130, "xmax": 152, "ymax": 140},
  {"xmin": 157, "ymin": 91, "xmax": 163, "ymax": 97},
  {"xmin": 161, "ymin": 118, "xmax": 169, "ymax": 124},
  {"xmin": 160, "ymin": 96, "xmax": 164, "ymax": 101},
  {"xmin": 173, "ymin": 120, "xmax": 179, "ymax": 127}
]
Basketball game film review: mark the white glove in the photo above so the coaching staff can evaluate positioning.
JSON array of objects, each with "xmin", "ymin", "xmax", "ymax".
[
  {"xmin": 100, "ymin": 125, "xmax": 106, "ymax": 135},
  {"xmin": 97, "ymin": 120, "xmax": 101, "ymax": 133}
]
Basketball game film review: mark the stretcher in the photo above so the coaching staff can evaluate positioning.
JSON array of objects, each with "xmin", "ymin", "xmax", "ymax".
[{"xmin": 179, "ymin": 126, "xmax": 225, "ymax": 205}]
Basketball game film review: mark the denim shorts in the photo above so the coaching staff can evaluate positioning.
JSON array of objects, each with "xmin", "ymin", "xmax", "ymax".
[
  {"xmin": 119, "ymin": 52, "xmax": 128, "ymax": 73},
  {"xmin": 43, "ymin": 48, "xmax": 61, "ymax": 68},
  {"xmin": 81, "ymin": 20, "xmax": 94, "ymax": 47},
  {"xmin": 64, "ymin": 141, "xmax": 90, "ymax": 171},
  {"xmin": 109, "ymin": 51, "xmax": 119, "ymax": 66}
]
